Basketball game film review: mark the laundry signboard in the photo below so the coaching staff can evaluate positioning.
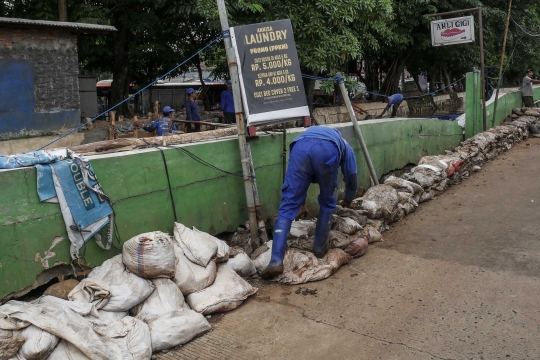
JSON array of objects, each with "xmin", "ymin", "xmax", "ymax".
[{"xmin": 431, "ymin": 16, "xmax": 475, "ymax": 46}]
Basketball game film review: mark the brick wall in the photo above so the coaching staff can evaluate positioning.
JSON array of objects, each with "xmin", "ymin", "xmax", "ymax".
[{"xmin": 0, "ymin": 26, "xmax": 80, "ymax": 112}]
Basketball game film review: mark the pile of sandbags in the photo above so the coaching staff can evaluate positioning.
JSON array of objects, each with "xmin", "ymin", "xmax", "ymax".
[{"xmin": 0, "ymin": 223, "xmax": 258, "ymax": 358}]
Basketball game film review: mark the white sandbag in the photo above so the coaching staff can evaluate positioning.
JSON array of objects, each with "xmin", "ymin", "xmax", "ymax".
[
  {"xmin": 122, "ymin": 231, "xmax": 175, "ymax": 279},
  {"xmin": 361, "ymin": 184, "xmax": 399, "ymax": 218},
  {"xmin": 95, "ymin": 316, "xmax": 152, "ymax": 360},
  {"xmin": 332, "ymin": 215, "xmax": 362, "ymax": 235},
  {"xmin": 223, "ymin": 252, "xmax": 257, "ymax": 277},
  {"xmin": 146, "ymin": 310, "xmax": 211, "ymax": 351},
  {"xmin": 74, "ymin": 255, "xmax": 155, "ymax": 312},
  {"xmin": 252, "ymin": 241, "xmax": 272, "ymax": 273},
  {"xmin": 0, "ymin": 329, "xmax": 24, "ymax": 359},
  {"xmin": 47, "ymin": 340, "xmax": 88, "ymax": 360},
  {"xmin": 273, "ymin": 248, "xmax": 352, "ymax": 285},
  {"xmin": 173, "ymin": 245, "xmax": 217, "ymax": 295},
  {"xmin": 360, "ymin": 225, "xmax": 383, "ymax": 243},
  {"xmin": 186, "ymin": 266, "xmax": 258, "ymax": 315},
  {"xmin": 288, "ymin": 220, "xmax": 316, "ymax": 239},
  {"xmin": 86, "ymin": 310, "xmax": 128, "ymax": 327},
  {"xmin": 67, "ymin": 278, "xmax": 111, "ymax": 310},
  {"xmin": 17, "ymin": 325, "xmax": 59, "ymax": 360},
  {"xmin": 193, "ymin": 227, "xmax": 229, "ymax": 263},
  {"xmin": 344, "ymin": 236, "xmax": 369, "ymax": 258},
  {"xmin": 33, "ymin": 295, "xmax": 99, "ymax": 317},
  {"xmin": 333, "ymin": 206, "xmax": 367, "ymax": 226},
  {"xmin": 352, "ymin": 199, "xmax": 384, "ymax": 219},
  {"xmin": 131, "ymin": 279, "xmax": 186, "ymax": 322},
  {"xmin": 173, "ymin": 222, "xmax": 218, "ymax": 267},
  {"xmin": 330, "ymin": 230, "xmax": 353, "ymax": 249}
]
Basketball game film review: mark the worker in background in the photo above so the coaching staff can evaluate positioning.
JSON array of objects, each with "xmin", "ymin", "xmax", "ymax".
[
  {"xmin": 134, "ymin": 105, "xmax": 177, "ymax": 136},
  {"xmin": 521, "ymin": 69, "xmax": 540, "ymax": 108},
  {"xmin": 220, "ymin": 80, "xmax": 235, "ymax": 124},
  {"xmin": 261, "ymin": 126, "xmax": 358, "ymax": 279},
  {"xmin": 376, "ymin": 93, "xmax": 404, "ymax": 118},
  {"xmin": 185, "ymin": 88, "xmax": 201, "ymax": 132}
]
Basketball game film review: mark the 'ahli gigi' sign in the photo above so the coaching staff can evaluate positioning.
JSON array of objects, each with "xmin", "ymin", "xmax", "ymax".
[{"xmin": 431, "ymin": 16, "xmax": 475, "ymax": 47}]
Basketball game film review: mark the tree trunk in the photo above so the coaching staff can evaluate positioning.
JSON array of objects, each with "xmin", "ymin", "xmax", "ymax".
[
  {"xmin": 443, "ymin": 65, "xmax": 454, "ymax": 93},
  {"xmin": 110, "ymin": 25, "xmax": 131, "ymax": 117},
  {"xmin": 196, "ymin": 56, "xmax": 211, "ymax": 111},
  {"xmin": 58, "ymin": 0, "xmax": 67, "ymax": 21}
]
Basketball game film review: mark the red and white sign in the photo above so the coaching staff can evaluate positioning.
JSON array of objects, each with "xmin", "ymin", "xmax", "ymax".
[{"xmin": 431, "ymin": 16, "xmax": 474, "ymax": 47}]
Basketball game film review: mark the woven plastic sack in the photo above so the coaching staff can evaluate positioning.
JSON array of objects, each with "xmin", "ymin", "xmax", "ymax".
[
  {"xmin": 223, "ymin": 252, "xmax": 257, "ymax": 277},
  {"xmin": 360, "ymin": 225, "xmax": 383, "ymax": 243},
  {"xmin": 47, "ymin": 340, "xmax": 88, "ymax": 360},
  {"xmin": 332, "ymin": 215, "xmax": 362, "ymax": 235},
  {"xmin": 344, "ymin": 236, "xmax": 369, "ymax": 258},
  {"xmin": 130, "ymin": 279, "xmax": 186, "ymax": 322},
  {"xmin": 193, "ymin": 227, "xmax": 229, "ymax": 263},
  {"xmin": 186, "ymin": 266, "xmax": 258, "ymax": 315},
  {"xmin": 173, "ymin": 222, "xmax": 217, "ymax": 267},
  {"xmin": 17, "ymin": 325, "xmax": 59, "ymax": 360},
  {"xmin": 173, "ymin": 245, "xmax": 217, "ymax": 295},
  {"xmin": 0, "ymin": 329, "xmax": 24, "ymax": 359},
  {"xmin": 122, "ymin": 231, "xmax": 175, "ymax": 279},
  {"xmin": 252, "ymin": 241, "xmax": 273, "ymax": 273}
]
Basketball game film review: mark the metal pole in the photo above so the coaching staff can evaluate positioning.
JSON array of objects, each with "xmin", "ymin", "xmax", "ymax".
[
  {"xmin": 478, "ymin": 8, "xmax": 487, "ymax": 131},
  {"xmin": 282, "ymin": 122, "xmax": 287, "ymax": 183},
  {"xmin": 246, "ymin": 147, "xmax": 269, "ymax": 244},
  {"xmin": 491, "ymin": 0, "xmax": 513, "ymax": 127},
  {"xmin": 336, "ymin": 73, "xmax": 379, "ymax": 185},
  {"xmin": 216, "ymin": 0, "xmax": 260, "ymax": 248}
]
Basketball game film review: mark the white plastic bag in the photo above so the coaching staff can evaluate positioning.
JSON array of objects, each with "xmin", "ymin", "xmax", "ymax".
[
  {"xmin": 173, "ymin": 223, "xmax": 218, "ymax": 267},
  {"xmin": 193, "ymin": 227, "xmax": 229, "ymax": 263},
  {"xmin": 173, "ymin": 245, "xmax": 217, "ymax": 295},
  {"xmin": 72, "ymin": 255, "xmax": 155, "ymax": 312},
  {"xmin": 186, "ymin": 266, "xmax": 258, "ymax": 315},
  {"xmin": 122, "ymin": 231, "xmax": 176, "ymax": 279},
  {"xmin": 17, "ymin": 325, "xmax": 59, "ymax": 360},
  {"xmin": 223, "ymin": 252, "xmax": 257, "ymax": 277}
]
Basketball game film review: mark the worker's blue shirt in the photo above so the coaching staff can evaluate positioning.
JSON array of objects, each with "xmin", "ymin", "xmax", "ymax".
[
  {"xmin": 185, "ymin": 100, "xmax": 200, "ymax": 121},
  {"xmin": 143, "ymin": 117, "xmax": 177, "ymax": 136},
  {"xmin": 388, "ymin": 94, "xmax": 404, "ymax": 105},
  {"xmin": 291, "ymin": 126, "xmax": 357, "ymax": 183},
  {"xmin": 221, "ymin": 90, "xmax": 235, "ymax": 113}
]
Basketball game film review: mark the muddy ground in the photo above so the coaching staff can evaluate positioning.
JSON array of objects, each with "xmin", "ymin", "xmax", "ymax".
[{"xmin": 158, "ymin": 137, "xmax": 540, "ymax": 360}]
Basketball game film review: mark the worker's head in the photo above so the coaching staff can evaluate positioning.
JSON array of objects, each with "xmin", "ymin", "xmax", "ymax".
[
  {"xmin": 527, "ymin": 69, "xmax": 534, "ymax": 77},
  {"xmin": 187, "ymin": 88, "xmax": 197, "ymax": 100},
  {"xmin": 162, "ymin": 105, "xmax": 174, "ymax": 116},
  {"xmin": 383, "ymin": 97, "xmax": 389, "ymax": 103},
  {"xmin": 226, "ymin": 80, "xmax": 232, "ymax": 91}
]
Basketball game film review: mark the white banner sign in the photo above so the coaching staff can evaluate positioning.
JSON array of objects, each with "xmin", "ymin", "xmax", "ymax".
[{"xmin": 431, "ymin": 16, "xmax": 475, "ymax": 47}]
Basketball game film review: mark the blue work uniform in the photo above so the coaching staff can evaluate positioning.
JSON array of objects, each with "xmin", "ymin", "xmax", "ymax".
[
  {"xmin": 380, "ymin": 93, "xmax": 404, "ymax": 118},
  {"xmin": 221, "ymin": 89, "xmax": 235, "ymax": 124},
  {"xmin": 143, "ymin": 117, "xmax": 177, "ymax": 136},
  {"xmin": 278, "ymin": 126, "xmax": 358, "ymax": 220},
  {"xmin": 185, "ymin": 99, "xmax": 201, "ymax": 132}
]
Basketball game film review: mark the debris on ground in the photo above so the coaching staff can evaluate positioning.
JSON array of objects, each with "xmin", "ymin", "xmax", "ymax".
[{"xmin": 294, "ymin": 287, "xmax": 318, "ymax": 296}]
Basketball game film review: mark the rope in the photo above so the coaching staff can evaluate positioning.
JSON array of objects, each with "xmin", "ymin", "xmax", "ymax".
[
  {"xmin": 37, "ymin": 31, "xmax": 228, "ymax": 151},
  {"xmin": 511, "ymin": 17, "xmax": 540, "ymax": 37}
]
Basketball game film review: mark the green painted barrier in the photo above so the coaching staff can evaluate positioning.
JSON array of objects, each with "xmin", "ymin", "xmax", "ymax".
[{"xmin": 0, "ymin": 119, "xmax": 462, "ymax": 299}]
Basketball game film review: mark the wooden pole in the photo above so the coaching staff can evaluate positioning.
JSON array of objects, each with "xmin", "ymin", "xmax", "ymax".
[
  {"xmin": 217, "ymin": 0, "xmax": 262, "ymax": 247},
  {"xmin": 133, "ymin": 116, "xmax": 139, "ymax": 138},
  {"xmin": 58, "ymin": 0, "xmax": 67, "ymax": 22},
  {"xmin": 491, "ymin": 0, "xmax": 513, "ymax": 127},
  {"xmin": 109, "ymin": 110, "xmax": 116, "ymax": 140}
]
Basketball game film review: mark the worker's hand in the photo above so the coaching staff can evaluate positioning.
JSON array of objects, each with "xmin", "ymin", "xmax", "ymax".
[
  {"xmin": 133, "ymin": 119, "xmax": 142, "ymax": 128},
  {"xmin": 295, "ymin": 203, "xmax": 308, "ymax": 221},
  {"xmin": 339, "ymin": 200, "xmax": 353, "ymax": 209}
]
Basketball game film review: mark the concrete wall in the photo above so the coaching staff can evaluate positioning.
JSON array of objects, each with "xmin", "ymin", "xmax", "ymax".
[
  {"xmin": 0, "ymin": 119, "xmax": 462, "ymax": 299},
  {"xmin": 313, "ymin": 102, "xmax": 409, "ymax": 124},
  {"xmin": 0, "ymin": 26, "xmax": 80, "ymax": 139}
]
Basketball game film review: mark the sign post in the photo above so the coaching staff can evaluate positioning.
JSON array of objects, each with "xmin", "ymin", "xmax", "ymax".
[
  {"xmin": 428, "ymin": 8, "xmax": 486, "ymax": 131},
  {"xmin": 230, "ymin": 19, "xmax": 310, "ymax": 126}
]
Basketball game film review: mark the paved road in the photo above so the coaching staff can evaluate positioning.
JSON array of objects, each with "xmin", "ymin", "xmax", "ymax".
[{"xmin": 158, "ymin": 137, "xmax": 540, "ymax": 360}]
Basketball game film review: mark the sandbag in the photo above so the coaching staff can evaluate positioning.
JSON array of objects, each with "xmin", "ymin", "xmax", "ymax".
[
  {"xmin": 146, "ymin": 310, "xmax": 211, "ymax": 351},
  {"xmin": 329, "ymin": 230, "xmax": 353, "ymax": 249},
  {"xmin": 289, "ymin": 220, "xmax": 316, "ymax": 239},
  {"xmin": 223, "ymin": 252, "xmax": 257, "ymax": 277},
  {"xmin": 228, "ymin": 227, "xmax": 252, "ymax": 256},
  {"xmin": 193, "ymin": 227, "xmax": 230, "ymax": 263},
  {"xmin": 131, "ymin": 279, "xmax": 186, "ymax": 323},
  {"xmin": 43, "ymin": 279, "xmax": 80, "ymax": 300},
  {"xmin": 332, "ymin": 215, "xmax": 362, "ymax": 235},
  {"xmin": 173, "ymin": 222, "xmax": 218, "ymax": 267},
  {"xmin": 122, "ymin": 231, "xmax": 175, "ymax": 279},
  {"xmin": 344, "ymin": 236, "xmax": 369, "ymax": 258},
  {"xmin": 384, "ymin": 175, "xmax": 423, "ymax": 196},
  {"xmin": 95, "ymin": 317, "xmax": 152, "ymax": 360},
  {"xmin": 73, "ymin": 255, "xmax": 155, "ymax": 312},
  {"xmin": 252, "ymin": 241, "xmax": 272, "ymax": 273},
  {"xmin": 273, "ymin": 248, "xmax": 352, "ymax": 285},
  {"xmin": 365, "ymin": 218, "xmax": 388, "ymax": 233},
  {"xmin": 361, "ymin": 185, "xmax": 399, "ymax": 218},
  {"xmin": 86, "ymin": 310, "xmax": 128, "ymax": 327},
  {"xmin": 67, "ymin": 278, "xmax": 111, "ymax": 310},
  {"xmin": 17, "ymin": 325, "xmax": 59, "ymax": 360},
  {"xmin": 47, "ymin": 340, "xmax": 88, "ymax": 360},
  {"xmin": 0, "ymin": 329, "xmax": 24, "ymax": 360},
  {"xmin": 33, "ymin": 296, "xmax": 99, "ymax": 317},
  {"xmin": 333, "ymin": 206, "xmax": 367, "ymax": 226},
  {"xmin": 360, "ymin": 225, "xmax": 383, "ymax": 243},
  {"xmin": 186, "ymin": 266, "xmax": 258, "ymax": 315},
  {"xmin": 173, "ymin": 245, "xmax": 217, "ymax": 295}
]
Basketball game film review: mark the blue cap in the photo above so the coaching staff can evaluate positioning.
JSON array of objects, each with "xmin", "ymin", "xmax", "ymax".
[
  {"xmin": 186, "ymin": 88, "xmax": 197, "ymax": 94},
  {"xmin": 163, "ymin": 106, "xmax": 174, "ymax": 113},
  {"xmin": 226, "ymin": 80, "xmax": 231, "ymax": 85}
]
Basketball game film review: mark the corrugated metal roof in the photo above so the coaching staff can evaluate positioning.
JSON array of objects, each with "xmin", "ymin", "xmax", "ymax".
[{"xmin": 0, "ymin": 17, "xmax": 116, "ymax": 33}]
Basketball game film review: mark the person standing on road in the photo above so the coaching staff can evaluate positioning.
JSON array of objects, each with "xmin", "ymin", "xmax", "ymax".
[
  {"xmin": 521, "ymin": 70, "xmax": 540, "ymax": 108},
  {"xmin": 134, "ymin": 105, "xmax": 177, "ymax": 136},
  {"xmin": 185, "ymin": 88, "xmax": 201, "ymax": 132},
  {"xmin": 261, "ymin": 126, "xmax": 358, "ymax": 279},
  {"xmin": 376, "ymin": 93, "xmax": 404, "ymax": 118},
  {"xmin": 220, "ymin": 80, "xmax": 235, "ymax": 124}
]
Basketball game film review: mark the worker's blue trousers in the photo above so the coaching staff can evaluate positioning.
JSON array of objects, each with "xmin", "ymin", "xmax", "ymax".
[{"xmin": 278, "ymin": 138, "xmax": 340, "ymax": 220}]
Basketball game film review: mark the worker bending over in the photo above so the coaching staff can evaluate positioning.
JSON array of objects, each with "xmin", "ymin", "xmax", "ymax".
[
  {"xmin": 376, "ymin": 93, "xmax": 403, "ymax": 118},
  {"xmin": 261, "ymin": 126, "xmax": 358, "ymax": 279},
  {"xmin": 134, "ymin": 105, "xmax": 177, "ymax": 136}
]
